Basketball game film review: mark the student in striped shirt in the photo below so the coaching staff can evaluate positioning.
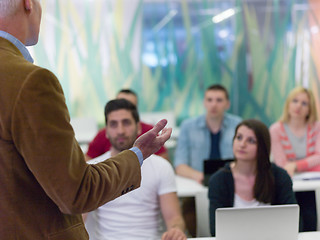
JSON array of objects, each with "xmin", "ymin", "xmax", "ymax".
[{"xmin": 270, "ymin": 86, "xmax": 320, "ymax": 231}]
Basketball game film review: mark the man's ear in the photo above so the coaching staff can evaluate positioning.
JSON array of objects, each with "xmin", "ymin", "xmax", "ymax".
[
  {"xmin": 24, "ymin": 0, "xmax": 32, "ymax": 12},
  {"xmin": 105, "ymin": 128, "xmax": 110, "ymax": 140},
  {"xmin": 225, "ymin": 100, "xmax": 231, "ymax": 111},
  {"xmin": 137, "ymin": 122, "xmax": 142, "ymax": 135}
]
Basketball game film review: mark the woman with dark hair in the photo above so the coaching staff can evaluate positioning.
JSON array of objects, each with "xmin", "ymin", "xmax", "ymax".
[{"xmin": 208, "ymin": 119, "xmax": 297, "ymax": 236}]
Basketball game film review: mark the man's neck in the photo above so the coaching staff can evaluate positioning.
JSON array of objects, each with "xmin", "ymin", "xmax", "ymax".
[
  {"xmin": 110, "ymin": 148, "xmax": 119, "ymax": 157},
  {"xmin": 206, "ymin": 114, "xmax": 224, "ymax": 133},
  {"xmin": 0, "ymin": 13, "xmax": 28, "ymax": 45}
]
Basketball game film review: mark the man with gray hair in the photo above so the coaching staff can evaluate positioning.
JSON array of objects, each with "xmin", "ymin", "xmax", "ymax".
[{"xmin": 0, "ymin": 0, "xmax": 171, "ymax": 239}]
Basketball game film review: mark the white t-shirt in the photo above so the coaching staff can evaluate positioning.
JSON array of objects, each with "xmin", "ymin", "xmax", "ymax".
[{"xmin": 85, "ymin": 152, "xmax": 177, "ymax": 240}]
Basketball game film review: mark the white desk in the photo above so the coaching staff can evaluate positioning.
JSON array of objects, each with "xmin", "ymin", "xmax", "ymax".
[
  {"xmin": 176, "ymin": 176, "xmax": 206, "ymax": 197},
  {"xmin": 176, "ymin": 175, "xmax": 320, "ymax": 197},
  {"xmin": 187, "ymin": 231, "xmax": 320, "ymax": 239},
  {"xmin": 293, "ymin": 179, "xmax": 320, "ymax": 230},
  {"xmin": 176, "ymin": 176, "xmax": 320, "ymax": 231}
]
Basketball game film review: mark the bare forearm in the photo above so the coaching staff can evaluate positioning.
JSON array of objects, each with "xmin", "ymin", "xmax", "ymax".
[
  {"xmin": 176, "ymin": 164, "xmax": 204, "ymax": 183},
  {"xmin": 167, "ymin": 216, "xmax": 185, "ymax": 232},
  {"xmin": 162, "ymin": 216, "xmax": 186, "ymax": 240},
  {"xmin": 160, "ymin": 192, "xmax": 187, "ymax": 240}
]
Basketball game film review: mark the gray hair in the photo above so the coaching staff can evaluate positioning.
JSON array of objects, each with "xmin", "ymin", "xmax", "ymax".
[{"xmin": 0, "ymin": 0, "xmax": 21, "ymax": 17}]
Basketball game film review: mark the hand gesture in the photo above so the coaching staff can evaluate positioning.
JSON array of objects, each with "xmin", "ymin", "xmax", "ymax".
[
  {"xmin": 161, "ymin": 228, "xmax": 187, "ymax": 240},
  {"xmin": 133, "ymin": 119, "xmax": 172, "ymax": 160}
]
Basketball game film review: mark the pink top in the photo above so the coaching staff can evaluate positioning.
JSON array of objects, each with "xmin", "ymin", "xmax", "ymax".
[
  {"xmin": 86, "ymin": 121, "xmax": 167, "ymax": 159},
  {"xmin": 269, "ymin": 121, "xmax": 320, "ymax": 172}
]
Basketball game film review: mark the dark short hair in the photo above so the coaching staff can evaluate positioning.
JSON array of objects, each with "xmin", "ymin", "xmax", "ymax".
[
  {"xmin": 117, "ymin": 89, "xmax": 137, "ymax": 98},
  {"xmin": 206, "ymin": 84, "xmax": 229, "ymax": 100},
  {"xmin": 104, "ymin": 99, "xmax": 140, "ymax": 125},
  {"xmin": 234, "ymin": 119, "xmax": 274, "ymax": 203}
]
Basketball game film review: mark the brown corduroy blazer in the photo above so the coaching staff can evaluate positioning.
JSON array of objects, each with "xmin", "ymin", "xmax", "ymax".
[{"xmin": 0, "ymin": 37, "xmax": 141, "ymax": 239}]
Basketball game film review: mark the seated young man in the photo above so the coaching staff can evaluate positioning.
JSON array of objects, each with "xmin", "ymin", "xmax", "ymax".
[
  {"xmin": 175, "ymin": 84, "xmax": 242, "ymax": 184},
  {"xmin": 174, "ymin": 84, "xmax": 242, "ymax": 236},
  {"xmin": 84, "ymin": 99, "xmax": 186, "ymax": 240},
  {"xmin": 85, "ymin": 89, "xmax": 169, "ymax": 160}
]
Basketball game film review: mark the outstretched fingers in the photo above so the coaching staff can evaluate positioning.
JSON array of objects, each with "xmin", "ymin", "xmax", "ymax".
[
  {"xmin": 157, "ymin": 127, "xmax": 172, "ymax": 144},
  {"xmin": 132, "ymin": 119, "xmax": 172, "ymax": 160},
  {"xmin": 151, "ymin": 119, "xmax": 168, "ymax": 135}
]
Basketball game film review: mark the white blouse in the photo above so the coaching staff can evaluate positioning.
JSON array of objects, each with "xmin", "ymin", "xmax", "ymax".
[{"xmin": 234, "ymin": 194, "xmax": 270, "ymax": 208}]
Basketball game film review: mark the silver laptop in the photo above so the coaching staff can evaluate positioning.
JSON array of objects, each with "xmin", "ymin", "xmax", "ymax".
[{"xmin": 216, "ymin": 204, "xmax": 299, "ymax": 240}]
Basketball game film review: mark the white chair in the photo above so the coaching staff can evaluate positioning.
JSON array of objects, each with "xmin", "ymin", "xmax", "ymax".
[
  {"xmin": 70, "ymin": 117, "xmax": 98, "ymax": 149},
  {"xmin": 195, "ymin": 188, "xmax": 211, "ymax": 237},
  {"xmin": 140, "ymin": 111, "xmax": 179, "ymax": 149},
  {"xmin": 140, "ymin": 111, "xmax": 176, "ymax": 130}
]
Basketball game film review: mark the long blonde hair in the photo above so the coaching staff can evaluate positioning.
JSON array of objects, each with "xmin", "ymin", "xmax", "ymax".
[{"xmin": 279, "ymin": 86, "xmax": 318, "ymax": 124}]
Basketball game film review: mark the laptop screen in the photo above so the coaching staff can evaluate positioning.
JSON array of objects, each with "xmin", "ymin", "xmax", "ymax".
[
  {"xmin": 203, "ymin": 159, "xmax": 233, "ymax": 186},
  {"xmin": 215, "ymin": 204, "xmax": 299, "ymax": 240}
]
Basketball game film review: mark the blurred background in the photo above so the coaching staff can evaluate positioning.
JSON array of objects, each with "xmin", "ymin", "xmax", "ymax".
[{"xmin": 29, "ymin": 0, "xmax": 320, "ymax": 129}]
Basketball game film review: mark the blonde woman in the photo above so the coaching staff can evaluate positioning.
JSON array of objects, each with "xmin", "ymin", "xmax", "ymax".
[
  {"xmin": 270, "ymin": 86, "xmax": 320, "ymax": 231},
  {"xmin": 270, "ymin": 86, "xmax": 320, "ymax": 175}
]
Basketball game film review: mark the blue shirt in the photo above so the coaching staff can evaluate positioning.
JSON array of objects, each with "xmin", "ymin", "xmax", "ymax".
[
  {"xmin": 174, "ymin": 113, "xmax": 242, "ymax": 171},
  {"xmin": 0, "ymin": 30, "xmax": 33, "ymax": 63},
  {"xmin": 209, "ymin": 131, "xmax": 221, "ymax": 159}
]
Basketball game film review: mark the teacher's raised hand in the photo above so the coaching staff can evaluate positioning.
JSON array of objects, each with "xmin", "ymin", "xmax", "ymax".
[{"xmin": 133, "ymin": 119, "xmax": 172, "ymax": 160}]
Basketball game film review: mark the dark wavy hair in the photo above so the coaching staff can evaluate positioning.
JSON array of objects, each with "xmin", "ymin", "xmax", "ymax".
[
  {"xmin": 233, "ymin": 119, "xmax": 275, "ymax": 203},
  {"xmin": 206, "ymin": 84, "xmax": 229, "ymax": 100},
  {"xmin": 104, "ymin": 99, "xmax": 139, "ymax": 125}
]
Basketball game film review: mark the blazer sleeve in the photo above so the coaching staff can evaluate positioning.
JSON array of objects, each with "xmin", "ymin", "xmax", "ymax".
[
  {"xmin": 12, "ymin": 68, "xmax": 141, "ymax": 214},
  {"xmin": 270, "ymin": 122, "xmax": 289, "ymax": 167}
]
